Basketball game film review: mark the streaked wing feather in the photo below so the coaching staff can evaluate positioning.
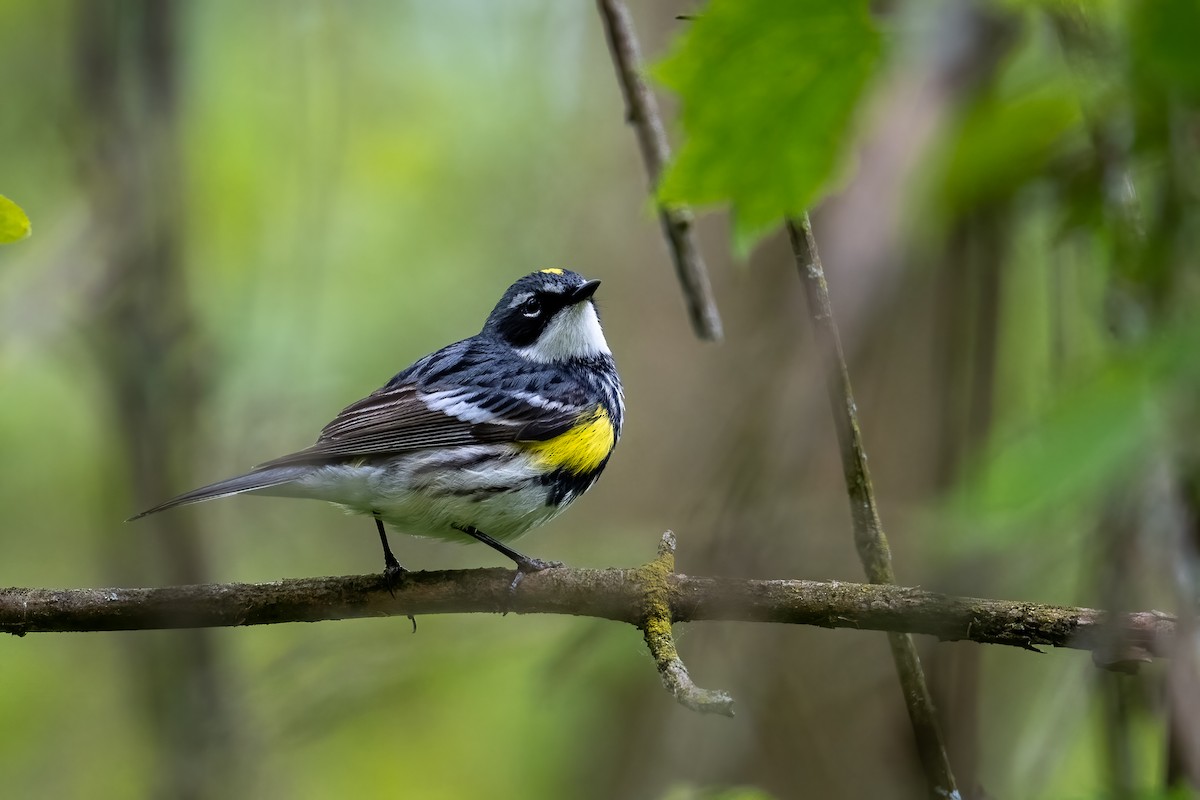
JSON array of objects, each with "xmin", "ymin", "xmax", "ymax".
[
  {"xmin": 317, "ymin": 385, "xmax": 439, "ymax": 439},
  {"xmin": 256, "ymin": 382, "xmax": 585, "ymax": 468}
]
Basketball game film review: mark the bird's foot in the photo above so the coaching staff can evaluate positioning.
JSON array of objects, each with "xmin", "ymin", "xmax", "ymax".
[
  {"xmin": 373, "ymin": 515, "xmax": 415, "ymax": 632},
  {"xmin": 381, "ymin": 564, "xmax": 417, "ymax": 633},
  {"xmin": 382, "ymin": 559, "xmax": 408, "ymax": 596},
  {"xmin": 508, "ymin": 557, "xmax": 565, "ymax": 594},
  {"xmin": 448, "ymin": 521, "xmax": 564, "ymax": 598}
]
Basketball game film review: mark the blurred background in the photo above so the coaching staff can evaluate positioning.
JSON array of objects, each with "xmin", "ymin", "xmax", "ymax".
[{"xmin": 1, "ymin": 1, "xmax": 1198, "ymax": 798}]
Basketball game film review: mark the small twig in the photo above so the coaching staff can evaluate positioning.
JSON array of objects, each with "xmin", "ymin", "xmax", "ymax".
[
  {"xmin": 638, "ymin": 532, "xmax": 735, "ymax": 715},
  {"xmin": 595, "ymin": 0, "xmax": 723, "ymax": 342},
  {"xmin": 787, "ymin": 215, "xmax": 959, "ymax": 798}
]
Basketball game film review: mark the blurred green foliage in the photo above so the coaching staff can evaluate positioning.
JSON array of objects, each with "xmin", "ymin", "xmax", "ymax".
[
  {"xmin": 0, "ymin": 194, "xmax": 31, "ymax": 243},
  {"xmin": 936, "ymin": 85, "xmax": 1082, "ymax": 212},
  {"xmin": 1130, "ymin": 0, "xmax": 1200, "ymax": 101},
  {"xmin": 3, "ymin": 0, "xmax": 1200, "ymax": 798},
  {"xmin": 652, "ymin": 0, "xmax": 1200, "ymax": 796}
]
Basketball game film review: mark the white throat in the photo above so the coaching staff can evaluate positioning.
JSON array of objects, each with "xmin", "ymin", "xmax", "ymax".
[{"xmin": 517, "ymin": 301, "xmax": 611, "ymax": 363}]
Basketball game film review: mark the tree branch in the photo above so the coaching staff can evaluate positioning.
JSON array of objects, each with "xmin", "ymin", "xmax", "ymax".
[
  {"xmin": 787, "ymin": 215, "xmax": 959, "ymax": 798},
  {"xmin": 595, "ymin": 0, "xmax": 723, "ymax": 342},
  {"xmin": 0, "ymin": 534, "xmax": 1175, "ymax": 711}
]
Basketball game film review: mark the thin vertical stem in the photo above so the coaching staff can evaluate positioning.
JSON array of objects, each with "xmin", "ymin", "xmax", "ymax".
[
  {"xmin": 595, "ymin": 0, "xmax": 723, "ymax": 341},
  {"xmin": 787, "ymin": 215, "xmax": 959, "ymax": 799}
]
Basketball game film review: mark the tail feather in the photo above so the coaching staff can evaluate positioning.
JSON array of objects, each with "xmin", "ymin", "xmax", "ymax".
[{"xmin": 126, "ymin": 466, "xmax": 310, "ymax": 521}]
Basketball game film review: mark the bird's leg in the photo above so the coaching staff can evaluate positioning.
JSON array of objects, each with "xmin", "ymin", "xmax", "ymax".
[
  {"xmin": 374, "ymin": 515, "xmax": 405, "ymax": 578},
  {"xmin": 373, "ymin": 516, "xmax": 416, "ymax": 631},
  {"xmin": 372, "ymin": 515, "xmax": 410, "ymax": 609},
  {"xmin": 451, "ymin": 523, "xmax": 564, "ymax": 592}
]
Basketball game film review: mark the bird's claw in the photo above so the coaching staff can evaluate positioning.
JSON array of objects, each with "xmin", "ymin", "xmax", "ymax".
[
  {"xmin": 507, "ymin": 557, "xmax": 565, "ymax": 594},
  {"xmin": 382, "ymin": 562, "xmax": 408, "ymax": 598},
  {"xmin": 380, "ymin": 563, "xmax": 416, "ymax": 632}
]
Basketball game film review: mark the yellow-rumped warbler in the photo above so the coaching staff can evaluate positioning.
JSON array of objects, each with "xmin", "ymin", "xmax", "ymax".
[{"xmin": 131, "ymin": 269, "xmax": 623, "ymax": 585}]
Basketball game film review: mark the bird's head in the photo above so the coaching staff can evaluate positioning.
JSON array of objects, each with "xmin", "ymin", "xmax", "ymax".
[{"xmin": 484, "ymin": 269, "xmax": 610, "ymax": 363}]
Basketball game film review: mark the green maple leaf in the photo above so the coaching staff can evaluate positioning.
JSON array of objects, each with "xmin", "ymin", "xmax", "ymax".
[{"xmin": 654, "ymin": 0, "xmax": 881, "ymax": 255}]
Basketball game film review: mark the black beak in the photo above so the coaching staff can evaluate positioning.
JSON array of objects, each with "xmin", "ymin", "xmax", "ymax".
[{"xmin": 569, "ymin": 279, "xmax": 601, "ymax": 304}]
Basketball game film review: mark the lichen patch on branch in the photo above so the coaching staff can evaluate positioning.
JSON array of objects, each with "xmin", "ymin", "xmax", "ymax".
[{"xmin": 635, "ymin": 532, "xmax": 735, "ymax": 716}]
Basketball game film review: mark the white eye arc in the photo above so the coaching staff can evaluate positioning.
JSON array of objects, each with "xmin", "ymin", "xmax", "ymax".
[{"xmin": 521, "ymin": 297, "xmax": 542, "ymax": 318}]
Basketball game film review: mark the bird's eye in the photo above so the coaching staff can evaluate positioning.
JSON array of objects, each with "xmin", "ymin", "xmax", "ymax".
[{"xmin": 521, "ymin": 298, "xmax": 542, "ymax": 318}]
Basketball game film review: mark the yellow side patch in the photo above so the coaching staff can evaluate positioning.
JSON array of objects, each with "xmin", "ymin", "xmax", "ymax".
[
  {"xmin": 522, "ymin": 406, "xmax": 614, "ymax": 475},
  {"xmin": 539, "ymin": 268, "xmax": 564, "ymax": 275}
]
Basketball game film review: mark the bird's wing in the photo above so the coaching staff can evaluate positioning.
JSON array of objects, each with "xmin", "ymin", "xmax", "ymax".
[{"xmin": 254, "ymin": 381, "xmax": 590, "ymax": 468}]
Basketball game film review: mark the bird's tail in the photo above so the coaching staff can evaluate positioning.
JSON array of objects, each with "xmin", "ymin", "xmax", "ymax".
[{"xmin": 126, "ymin": 466, "xmax": 311, "ymax": 521}]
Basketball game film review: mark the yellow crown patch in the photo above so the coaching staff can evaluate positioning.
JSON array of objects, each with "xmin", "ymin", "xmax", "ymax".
[
  {"xmin": 539, "ymin": 268, "xmax": 564, "ymax": 275},
  {"xmin": 522, "ymin": 406, "xmax": 614, "ymax": 475}
]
